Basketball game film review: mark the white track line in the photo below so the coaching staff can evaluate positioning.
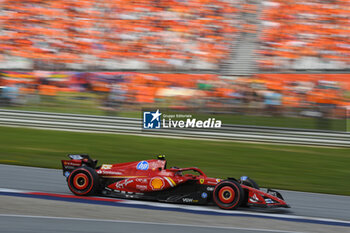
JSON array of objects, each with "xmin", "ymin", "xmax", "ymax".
[
  {"xmin": 121, "ymin": 199, "xmax": 350, "ymax": 224},
  {"xmin": 1, "ymin": 188, "xmax": 350, "ymax": 226},
  {"xmin": 0, "ymin": 214, "xmax": 309, "ymax": 233},
  {"xmin": 0, "ymin": 188, "xmax": 28, "ymax": 193}
]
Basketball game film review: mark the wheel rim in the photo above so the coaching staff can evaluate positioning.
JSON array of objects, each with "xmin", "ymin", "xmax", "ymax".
[
  {"xmin": 218, "ymin": 186, "xmax": 235, "ymax": 203},
  {"xmin": 73, "ymin": 173, "xmax": 89, "ymax": 190}
]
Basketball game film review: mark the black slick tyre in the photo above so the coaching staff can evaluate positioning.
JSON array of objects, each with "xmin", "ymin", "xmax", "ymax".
[
  {"xmin": 213, "ymin": 180, "xmax": 244, "ymax": 210},
  {"xmin": 240, "ymin": 177, "xmax": 259, "ymax": 189},
  {"xmin": 239, "ymin": 177, "xmax": 259, "ymax": 207},
  {"xmin": 67, "ymin": 167, "xmax": 99, "ymax": 196}
]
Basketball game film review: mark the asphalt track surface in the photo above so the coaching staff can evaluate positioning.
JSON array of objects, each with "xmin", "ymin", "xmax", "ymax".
[{"xmin": 1, "ymin": 164, "xmax": 350, "ymax": 233}]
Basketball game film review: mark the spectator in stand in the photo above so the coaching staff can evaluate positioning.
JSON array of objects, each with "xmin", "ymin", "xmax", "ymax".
[
  {"xmin": 264, "ymin": 89, "xmax": 282, "ymax": 116},
  {"xmin": 0, "ymin": 77, "xmax": 4, "ymax": 106},
  {"xmin": 1, "ymin": 83, "xmax": 19, "ymax": 106},
  {"xmin": 104, "ymin": 83, "xmax": 126, "ymax": 115}
]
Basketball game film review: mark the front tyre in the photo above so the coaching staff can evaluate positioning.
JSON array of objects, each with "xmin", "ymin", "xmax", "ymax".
[
  {"xmin": 213, "ymin": 180, "xmax": 244, "ymax": 210},
  {"xmin": 67, "ymin": 167, "xmax": 99, "ymax": 196},
  {"xmin": 239, "ymin": 176, "xmax": 259, "ymax": 207},
  {"xmin": 239, "ymin": 176, "xmax": 259, "ymax": 189}
]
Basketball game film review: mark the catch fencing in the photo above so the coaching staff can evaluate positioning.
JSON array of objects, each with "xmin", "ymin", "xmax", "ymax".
[{"xmin": 0, "ymin": 109, "xmax": 349, "ymax": 147}]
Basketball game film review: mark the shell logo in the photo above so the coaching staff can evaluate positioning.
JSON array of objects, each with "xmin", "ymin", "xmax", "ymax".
[{"xmin": 150, "ymin": 177, "xmax": 164, "ymax": 190}]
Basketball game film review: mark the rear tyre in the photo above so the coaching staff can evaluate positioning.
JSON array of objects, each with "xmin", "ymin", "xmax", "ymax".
[
  {"xmin": 213, "ymin": 180, "xmax": 244, "ymax": 210},
  {"xmin": 68, "ymin": 167, "xmax": 100, "ymax": 196}
]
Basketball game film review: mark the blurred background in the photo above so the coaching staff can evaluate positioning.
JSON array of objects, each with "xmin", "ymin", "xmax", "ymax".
[
  {"xmin": 0, "ymin": 0, "xmax": 349, "ymax": 130},
  {"xmin": 0, "ymin": 0, "xmax": 350, "ymax": 199}
]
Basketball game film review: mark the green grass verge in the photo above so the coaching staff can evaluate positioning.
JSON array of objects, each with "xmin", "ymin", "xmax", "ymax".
[{"xmin": 0, "ymin": 126, "xmax": 349, "ymax": 195}]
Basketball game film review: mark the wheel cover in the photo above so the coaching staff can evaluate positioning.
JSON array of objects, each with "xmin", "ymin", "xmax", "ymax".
[
  {"xmin": 73, "ymin": 173, "xmax": 89, "ymax": 190},
  {"xmin": 218, "ymin": 186, "xmax": 235, "ymax": 203}
]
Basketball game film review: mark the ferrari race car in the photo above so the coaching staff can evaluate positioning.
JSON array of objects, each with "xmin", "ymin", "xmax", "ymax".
[{"xmin": 61, "ymin": 154, "xmax": 290, "ymax": 210}]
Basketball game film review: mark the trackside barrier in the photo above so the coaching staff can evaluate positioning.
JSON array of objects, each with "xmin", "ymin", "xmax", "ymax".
[{"xmin": 0, "ymin": 109, "xmax": 349, "ymax": 147}]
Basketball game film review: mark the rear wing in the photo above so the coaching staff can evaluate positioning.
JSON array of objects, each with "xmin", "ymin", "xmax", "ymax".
[{"xmin": 61, "ymin": 154, "xmax": 98, "ymax": 177}]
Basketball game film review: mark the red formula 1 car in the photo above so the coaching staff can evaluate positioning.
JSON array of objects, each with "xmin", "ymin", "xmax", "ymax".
[{"xmin": 61, "ymin": 154, "xmax": 290, "ymax": 209}]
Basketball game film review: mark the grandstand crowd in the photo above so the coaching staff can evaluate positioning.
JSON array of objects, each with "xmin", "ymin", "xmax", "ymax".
[
  {"xmin": 0, "ymin": 1, "xmax": 349, "ymax": 123},
  {"xmin": 0, "ymin": 72, "xmax": 348, "ymax": 120},
  {"xmin": 0, "ymin": 0, "xmax": 239, "ymax": 70},
  {"xmin": 259, "ymin": 0, "xmax": 350, "ymax": 70},
  {"xmin": 0, "ymin": 0, "xmax": 349, "ymax": 70}
]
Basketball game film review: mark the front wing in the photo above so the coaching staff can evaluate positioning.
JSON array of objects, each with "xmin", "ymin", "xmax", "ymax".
[{"xmin": 242, "ymin": 185, "xmax": 290, "ymax": 208}]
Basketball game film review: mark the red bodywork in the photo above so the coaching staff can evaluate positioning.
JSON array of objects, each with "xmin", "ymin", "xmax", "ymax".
[
  {"xmin": 62, "ymin": 156, "xmax": 289, "ymax": 208},
  {"xmin": 96, "ymin": 159, "xmax": 220, "ymax": 193}
]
